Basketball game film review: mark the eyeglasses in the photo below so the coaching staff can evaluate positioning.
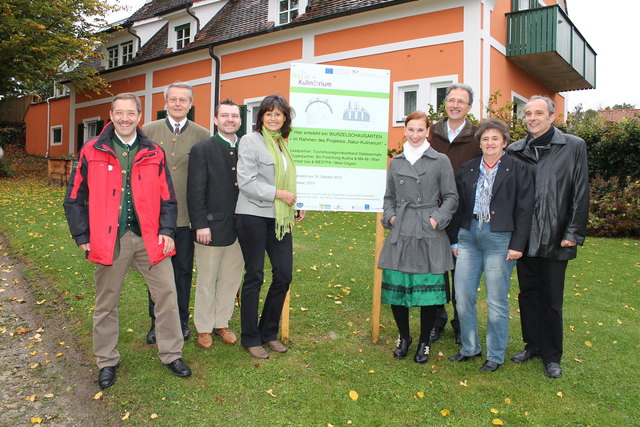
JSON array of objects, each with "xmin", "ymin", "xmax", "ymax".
[{"xmin": 446, "ymin": 98, "xmax": 469, "ymax": 106}]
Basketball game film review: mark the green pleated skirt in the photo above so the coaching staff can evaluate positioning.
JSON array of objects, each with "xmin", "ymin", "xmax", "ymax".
[{"xmin": 381, "ymin": 269, "xmax": 447, "ymax": 307}]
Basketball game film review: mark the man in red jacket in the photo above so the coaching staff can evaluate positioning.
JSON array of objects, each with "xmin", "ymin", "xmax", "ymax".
[{"xmin": 64, "ymin": 93, "xmax": 192, "ymax": 389}]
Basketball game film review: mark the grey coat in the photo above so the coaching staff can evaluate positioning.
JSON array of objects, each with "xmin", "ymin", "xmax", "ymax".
[
  {"xmin": 235, "ymin": 131, "xmax": 279, "ymax": 218},
  {"xmin": 378, "ymin": 147, "xmax": 458, "ymax": 274}
]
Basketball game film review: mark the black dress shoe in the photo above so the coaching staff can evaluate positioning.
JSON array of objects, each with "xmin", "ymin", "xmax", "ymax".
[
  {"xmin": 454, "ymin": 331, "xmax": 462, "ymax": 345},
  {"xmin": 181, "ymin": 323, "xmax": 191, "ymax": 340},
  {"xmin": 543, "ymin": 362, "xmax": 562, "ymax": 378},
  {"xmin": 510, "ymin": 348, "xmax": 538, "ymax": 363},
  {"xmin": 429, "ymin": 326, "xmax": 443, "ymax": 343},
  {"xmin": 393, "ymin": 336, "xmax": 412, "ymax": 359},
  {"xmin": 448, "ymin": 351, "xmax": 482, "ymax": 362},
  {"xmin": 146, "ymin": 323, "xmax": 156, "ymax": 345},
  {"xmin": 480, "ymin": 360, "xmax": 501, "ymax": 372},
  {"xmin": 165, "ymin": 358, "xmax": 192, "ymax": 377},
  {"xmin": 413, "ymin": 342, "xmax": 430, "ymax": 364},
  {"xmin": 98, "ymin": 363, "xmax": 119, "ymax": 389}
]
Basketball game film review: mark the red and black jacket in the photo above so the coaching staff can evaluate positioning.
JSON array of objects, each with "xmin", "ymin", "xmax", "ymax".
[{"xmin": 63, "ymin": 122, "xmax": 177, "ymax": 266}]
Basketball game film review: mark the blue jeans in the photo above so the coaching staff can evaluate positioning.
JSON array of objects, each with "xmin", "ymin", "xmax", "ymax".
[{"xmin": 454, "ymin": 220, "xmax": 515, "ymax": 364}]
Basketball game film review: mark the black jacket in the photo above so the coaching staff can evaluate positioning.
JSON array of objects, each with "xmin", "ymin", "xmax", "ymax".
[
  {"xmin": 187, "ymin": 134, "xmax": 239, "ymax": 246},
  {"xmin": 506, "ymin": 127, "xmax": 589, "ymax": 260},
  {"xmin": 450, "ymin": 154, "xmax": 534, "ymax": 252}
]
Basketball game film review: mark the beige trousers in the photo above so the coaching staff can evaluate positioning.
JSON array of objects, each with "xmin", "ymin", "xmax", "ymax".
[
  {"xmin": 93, "ymin": 231, "xmax": 183, "ymax": 368},
  {"xmin": 193, "ymin": 239, "xmax": 244, "ymax": 333}
]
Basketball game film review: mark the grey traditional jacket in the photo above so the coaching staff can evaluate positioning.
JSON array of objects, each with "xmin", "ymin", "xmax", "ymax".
[{"xmin": 378, "ymin": 147, "xmax": 458, "ymax": 274}]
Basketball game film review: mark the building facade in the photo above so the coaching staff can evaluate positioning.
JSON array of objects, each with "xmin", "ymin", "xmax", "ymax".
[{"xmin": 25, "ymin": 0, "xmax": 596, "ymax": 157}]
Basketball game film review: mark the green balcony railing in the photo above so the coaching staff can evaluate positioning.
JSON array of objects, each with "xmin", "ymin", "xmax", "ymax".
[{"xmin": 507, "ymin": 5, "xmax": 596, "ymax": 91}]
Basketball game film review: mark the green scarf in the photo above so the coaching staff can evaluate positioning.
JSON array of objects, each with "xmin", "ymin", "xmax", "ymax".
[{"xmin": 262, "ymin": 126, "xmax": 297, "ymax": 240}]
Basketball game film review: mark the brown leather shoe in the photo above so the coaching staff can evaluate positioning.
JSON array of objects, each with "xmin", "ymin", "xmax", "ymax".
[
  {"xmin": 266, "ymin": 340, "xmax": 288, "ymax": 353},
  {"xmin": 214, "ymin": 328, "xmax": 237, "ymax": 345},
  {"xmin": 197, "ymin": 332, "xmax": 213, "ymax": 349},
  {"xmin": 246, "ymin": 345, "xmax": 269, "ymax": 359}
]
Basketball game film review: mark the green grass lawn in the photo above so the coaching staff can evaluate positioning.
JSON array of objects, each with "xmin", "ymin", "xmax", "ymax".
[{"xmin": 1, "ymin": 179, "xmax": 638, "ymax": 426}]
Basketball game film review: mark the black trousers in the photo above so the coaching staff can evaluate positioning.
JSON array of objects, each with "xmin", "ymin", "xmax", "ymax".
[
  {"xmin": 516, "ymin": 256, "xmax": 568, "ymax": 364},
  {"xmin": 148, "ymin": 226, "xmax": 193, "ymax": 326},
  {"xmin": 434, "ymin": 268, "xmax": 460, "ymax": 333},
  {"xmin": 235, "ymin": 214, "xmax": 293, "ymax": 348}
]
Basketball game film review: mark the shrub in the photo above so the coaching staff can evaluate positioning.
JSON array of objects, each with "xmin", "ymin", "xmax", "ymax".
[{"xmin": 588, "ymin": 176, "xmax": 640, "ymax": 237}]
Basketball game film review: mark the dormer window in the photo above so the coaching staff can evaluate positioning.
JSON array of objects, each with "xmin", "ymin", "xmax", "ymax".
[
  {"xmin": 107, "ymin": 45, "xmax": 119, "ymax": 68},
  {"xmin": 279, "ymin": 0, "xmax": 299, "ymax": 25},
  {"xmin": 175, "ymin": 24, "xmax": 191, "ymax": 49},
  {"xmin": 106, "ymin": 41, "xmax": 135, "ymax": 69}
]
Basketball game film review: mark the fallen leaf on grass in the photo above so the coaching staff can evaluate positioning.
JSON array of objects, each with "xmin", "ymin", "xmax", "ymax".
[
  {"xmin": 121, "ymin": 412, "xmax": 130, "ymax": 420},
  {"xmin": 300, "ymin": 307, "xmax": 309, "ymax": 311},
  {"xmin": 30, "ymin": 417, "xmax": 43, "ymax": 424},
  {"xmin": 266, "ymin": 389, "xmax": 277, "ymax": 398},
  {"xmin": 490, "ymin": 408, "xmax": 500, "ymax": 414},
  {"xmin": 30, "ymin": 363, "xmax": 39, "ymax": 369},
  {"xmin": 416, "ymin": 392, "xmax": 425, "ymax": 398},
  {"xmin": 492, "ymin": 419, "xmax": 504, "ymax": 426},
  {"xmin": 43, "ymin": 393, "xmax": 54, "ymax": 398},
  {"xmin": 584, "ymin": 341, "xmax": 593, "ymax": 347},
  {"xmin": 93, "ymin": 391, "xmax": 103, "ymax": 400},
  {"xmin": 573, "ymin": 358, "xmax": 583, "ymax": 363},
  {"xmin": 56, "ymin": 353, "xmax": 63, "ymax": 357},
  {"xmin": 36, "ymin": 299, "xmax": 46, "ymax": 305},
  {"xmin": 16, "ymin": 327, "xmax": 28, "ymax": 334},
  {"xmin": 459, "ymin": 380, "xmax": 468, "ymax": 387},
  {"xmin": 25, "ymin": 395, "xmax": 36, "ymax": 402},
  {"xmin": 368, "ymin": 370, "xmax": 375, "ymax": 374},
  {"xmin": 440, "ymin": 409, "xmax": 451, "ymax": 417},
  {"xmin": 349, "ymin": 390, "xmax": 359, "ymax": 401},
  {"xmin": 557, "ymin": 391, "xmax": 564, "ymax": 398},
  {"xmin": 150, "ymin": 414, "xmax": 158, "ymax": 419},
  {"xmin": 505, "ymin": 398, "xmax": 511, "ymax": 404}
]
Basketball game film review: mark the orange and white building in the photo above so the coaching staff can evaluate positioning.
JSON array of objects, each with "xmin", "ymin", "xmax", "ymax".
[{"xmin": 25, "ymin": 0, "xmax": 596, "ymax": 158}]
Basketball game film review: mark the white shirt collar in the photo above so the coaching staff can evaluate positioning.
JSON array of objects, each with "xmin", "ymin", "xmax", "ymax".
[
  {"xmin": 447, "ymin": 120, "xmax": 466, "ymax": 143},
  {"xmin": 114, "ymin": 130, "xmax": 137, "ymax": 146},
  {"xmin": 218, "ymin": 132, "xmax": 238, "ymax": 148},
  {"xmin": 167, "ymin": 116, "xmax": 188, "ymax": 132}
]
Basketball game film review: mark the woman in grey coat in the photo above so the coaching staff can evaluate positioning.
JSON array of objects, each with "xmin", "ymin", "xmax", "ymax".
[{"xmin": 378, "ymin": 111, "xmax": 458, "ymax": 363}]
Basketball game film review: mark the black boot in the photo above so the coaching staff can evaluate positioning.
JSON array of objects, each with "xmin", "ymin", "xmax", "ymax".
[
  {"xmin": 414, "ymin": 342, "xmax": 430, "ymax": 364},
  {"xmin": 393, "ymin": 336, "xmax": 412, "ymax": 359},
  {"xmin": 145, "ymin": 320, "xmax": 156, "ymax": 344}
]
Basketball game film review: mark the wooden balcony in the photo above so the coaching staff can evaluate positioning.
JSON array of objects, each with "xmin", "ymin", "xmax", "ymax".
[{"xmin": 507, "ymin": 5, "xmax": 596, "ymax": 92}]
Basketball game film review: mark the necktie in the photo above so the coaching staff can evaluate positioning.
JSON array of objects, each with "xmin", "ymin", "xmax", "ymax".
[{"xmin": 174, "ymin": 123, "xmax": 180, "ymax": 135}]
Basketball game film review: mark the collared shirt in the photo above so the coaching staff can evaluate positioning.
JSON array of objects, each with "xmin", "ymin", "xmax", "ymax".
[
  {"xmin": 447, "ymin": 120, "xmax": 466, "ymax": 143},
  {"xmin": 114, "ymin": 130, "xmax": 137, "ymax": 146},
  {"xmin": 167, "ymin": 116, "xmax": 188, "ymax": 134},
  {"xmin": 218, "ymin": 133, "xmax": 238, "ymax": 148}
]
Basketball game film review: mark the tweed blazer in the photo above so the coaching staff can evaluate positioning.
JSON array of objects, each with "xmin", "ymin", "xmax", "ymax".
[{"xmin": 235, "ymin": 131, "xmax": 281, "ymax": 218}]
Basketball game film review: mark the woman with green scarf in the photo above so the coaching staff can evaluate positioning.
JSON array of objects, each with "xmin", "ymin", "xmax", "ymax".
[{"xmin": 235, "ymin": 94, "xmax": 304, "ymax": 359}]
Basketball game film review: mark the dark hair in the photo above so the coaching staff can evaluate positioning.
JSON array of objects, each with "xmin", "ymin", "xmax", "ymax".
[
  {"xmin": 404, "ymin": 111, "xmax": 430, "ymax": 128},
  {"xmin": 111, "ymin": 93, "xmax": 141, "ymax": 113},
  {"xmin": 474, "ymin": 118, "xmax": 510, "ymax": 144},
  {"xmin": 254, "ymin": 94, "xmax": 294, "ymax": 138},
  {"xmin": 215, "ymin": 98, "xmax": 239, "ymax": 116}
]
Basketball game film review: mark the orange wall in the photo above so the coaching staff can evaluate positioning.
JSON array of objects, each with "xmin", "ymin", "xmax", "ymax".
[
  {"xmin": 491, "ymin": 0, "xmax": 510, "ymax": 46},
  {"xmin": 153, "ymin": 59, "xmax": 211, "ymax": 87},
  {"xmin": 315, "ymin": 8, "xmax": 463, "ymax": 56},
  {"xmin": 24, "ymin": 97, "xmax": 72, "ymax": 157},
  {"xmin": 221, "ymin": 40, "xmax": 303, "ymax": 74},
  {"xmin": 76, "ymin": 74, "xmax": 146, "ymax": 103},
  {"xmin": 220, "ymin": 69, "xmax": 292, "ymax": 105}
]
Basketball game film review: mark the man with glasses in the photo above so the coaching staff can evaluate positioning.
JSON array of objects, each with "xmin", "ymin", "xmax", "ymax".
[
  {"xmin": 427, "ymin": 83, "xmax": 481, "ymax": 345},
  {"xmin": 142, "ymin": 82, "xmax": 211, "ymax": 345}
]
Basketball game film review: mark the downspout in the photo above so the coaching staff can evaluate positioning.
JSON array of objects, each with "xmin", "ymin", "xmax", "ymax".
[
  {"xmin": 208, "ymin": 44, "xmax": 221, "ymax": 133},
  {"xmin": 45, "ymin": 94, "xmax": 55, "ymax": 158},
  {"xmin": 186, "ymin": 2, "xmax": 200, "ymax": 33},
  {"xmin": 127, "ymin": 25, "xmax": 142, "ymax": 54}
]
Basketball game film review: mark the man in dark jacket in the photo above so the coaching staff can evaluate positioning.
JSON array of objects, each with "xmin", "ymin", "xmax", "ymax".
[
  {"xmin": 187, "ymin": 99, "xmax": 244, "ymax": 350},
  {"xmin": 64, "ymin": 93, "xmax": 192, "ymax": 389},
  {"xmin": 506, "ymin": 95, "xmax": 589, "ymax": 379},
  {"xmin": 428, "ymin": 83, "xmax": 482, "ymax": 345}
]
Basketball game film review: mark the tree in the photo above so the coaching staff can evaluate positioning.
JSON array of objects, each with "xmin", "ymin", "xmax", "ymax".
[
  {"xmin": 0, "ymin": 0, "xmax": 119, "ymax": 99},
  {"xmin": 605, "ymin": 103, "xmax": 636, "ymax": 110}
]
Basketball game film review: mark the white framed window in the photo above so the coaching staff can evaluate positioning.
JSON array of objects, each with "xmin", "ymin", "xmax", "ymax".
[
  {"xmin": 107, "ymin": 45, "xmax": 119, "ymax": 68},
  {"xmin": 392, "ymin": 76, "xmax": 456, "ymax": 126},
  {"xmin": 121, "ymin": 41, "xmax": 134, "ymax": 65},
  {"xmin": 50, "ymin": 126, "xmax": 63, "ymax": 146},
  {"xmin": 244, "ymin": 96, "xmax": 266, "ymax": 129},
  {"xmin": 53, "ymin": 83, "xmax": 70, "ymax": 98},
  {"xmin": 514, "ymin": 0, "xmax": 545, "ymax": 11},
  {"xmin": 175, "ymin": 24, "xmax": 191, "ymax": 49},
  {"xmin": 268, "ymin": 0, "xmax": 308, "ymax": 25},
  {"xmin": 83, "ymin": 117, "xmax": 101, "ymax": 142},
  {"xmin": 512, "ymin": 92, "xmax": 528, "ymax": 119}
]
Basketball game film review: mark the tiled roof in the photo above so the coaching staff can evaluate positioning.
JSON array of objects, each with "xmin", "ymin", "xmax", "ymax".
[
  {"xmin": 127, "ymin": 0, "xmax": 193, "ymax": 22},
  {"xmin": 134, "ymin": 23, "xmax": 171, "ymax": 62},
  {"xmin": 599, "ymin": 109, "xmax": 640, "ymax": 122},
  {"xmin": 296, "ymin": 0, "xmax": 410, "ymax": 22}
]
